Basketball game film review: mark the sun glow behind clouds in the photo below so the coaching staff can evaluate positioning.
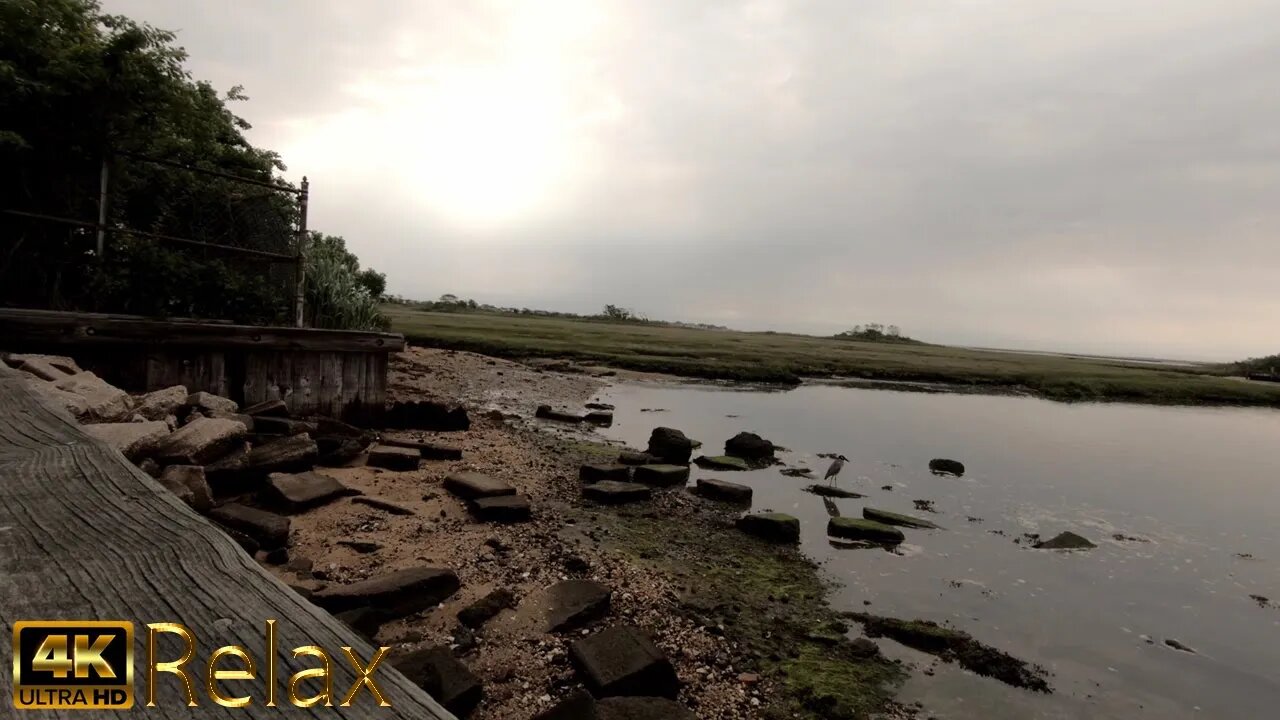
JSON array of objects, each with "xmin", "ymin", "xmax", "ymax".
[{"xmin": 281, "ymin": 1, "xmax": 610, "ymax": 230}]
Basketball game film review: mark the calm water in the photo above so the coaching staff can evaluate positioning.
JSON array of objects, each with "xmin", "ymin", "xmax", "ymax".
[{"xmin": 589, "ymin": 382, "xmax": 1280, "ymax": 719}]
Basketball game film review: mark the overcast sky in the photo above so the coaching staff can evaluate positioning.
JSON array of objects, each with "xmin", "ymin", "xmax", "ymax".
[{"xmin": 104, "ymin": 0, "xmax": 1280, "ymax": 360}]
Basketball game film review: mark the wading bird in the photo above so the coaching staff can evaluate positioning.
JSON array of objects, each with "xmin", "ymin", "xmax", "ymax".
[{"xmin": 824, "ymin": 455, "xmax": 848, "ymax": 486}]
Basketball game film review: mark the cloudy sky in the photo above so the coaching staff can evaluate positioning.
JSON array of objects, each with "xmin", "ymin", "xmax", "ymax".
[{"xmin": 105, "ymin": 0, "xmax": 1280, "ymax": 360}]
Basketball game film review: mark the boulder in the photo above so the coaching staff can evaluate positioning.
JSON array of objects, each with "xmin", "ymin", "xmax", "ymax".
[
  {"xmin": 55, "ymin": 372, "xmax": 132, "ymax": 422},
  {"xmin": 384, "ymin": 400, "xmax": 470, "ymax": 431},
  {"xmin": 135, "ymin": 385, "xmax": 188, "ymax": 421},
  {"xmin": 244, "ymin": 433, "xmax": 318, "ymax": 474},
  {"xmin": 546, "ymin": 580, "xmax": 612, "ymax": 632},
  {"xmin": 264, "ymin": 471, "xmax": 358, "ymax": 512},
  {"xmin": 444, "ymin": 472, "xmax": 516, "ymax": 500},
  {"xmin": 694, "ymin": 478, "xmax": 752, "ymax": 503},
  {"xmin": 392, "ymin": 646, "xmax": 482, "ymax": 717},
  {"xmin": 580, "ymin": 464, "xmax": 632, "ymax": 482},
  {"xmin": 724, "ymin": 432, "xmax": 775, "ymax": 462},
  {"xmin": 457, "ymin": 588, "xmax": 517, "ymax": 629},
  {"xmin": 185, "ymin": 391, "xmax": 238, "ymax": 415},
  {"xmin": 154, "ymin": 417, "xmax": 248, "ymax": 465},
  {"xmin": 632, "ymin": 464, "xmax": 690, "ymax": 487},
  {"xmin": 645, "ymin": 428, "xmax": 693, "ymax": 465},
  {"xmin": 537, "ymin": 405, "xmax": 586, "ymax": 423},
  {"xmin": 352, "ymin": 496, "xmax": 416, "ymax": 516},
  {"xmin": 251, "ymin": 416, "xmax": 318, "ymax": 436},
  {"xmin": 82, "ymin": 420, "xmax": 169, "ymax": 461},
  {"xmin": 617, "ymin": 451, "xmax": 661, "ymax": 466},
  {"xmin": 1033, "ymin": 531, "xmax": 1096, "ymax": 550},
  {"xmin": 313, "ymin": 566, "xmax": 461, "ymax": 618},
  {"xmin": 209, "ymin": 503, "xmax": 291, "ymax": 548},
  {"xmin": 736, "ymin": 512, "xmax": 800, "ymax": 543},
  {"xmin": 469, "ymin": 495, "xmax": 531, "ymax": 523},
  {"xmin": 693, "ymin": 455, "xmax": 749, "ymax": 471},
  {"xmin": 929, "ymin": 458, "xmax": 965, "ymax": 477},
  {"xmin": 367, "ymin": 444, "xmax": 421, "ymax": 471},
  {"xmin": 570, "ymin": 625, "xmax": 678, "ymax": 698},
  {"xmin": 157, "ymin": 465, "xmax": 212, "ymax": 513},
  {"xmin": 242, "ymin": 399, "xmax": 289, "ymax": 417},
  {"xmin": 827, "ymin": 517, "xmax": 905, "ymax": 545},
  {"xmin": 863, "ymin": 507, "xmax": 939, "ymax": 530},
  {"xmin": 582, "ymin": 481, "xmax": 651, "ymax": 505}
]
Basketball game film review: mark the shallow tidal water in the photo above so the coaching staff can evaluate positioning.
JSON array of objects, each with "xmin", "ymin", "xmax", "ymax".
[{"xmin": 591, "ymin": 382, "xmax": 1280, "ymax": 719}]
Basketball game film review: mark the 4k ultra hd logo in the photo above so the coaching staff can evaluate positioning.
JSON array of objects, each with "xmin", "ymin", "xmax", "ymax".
[{"xmin": 12, "ymin": 620, "xmax": 134, "ymax": 710}]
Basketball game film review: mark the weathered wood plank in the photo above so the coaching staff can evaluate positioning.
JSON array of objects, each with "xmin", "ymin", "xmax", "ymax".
[
  {"xmin": 0, "ymin": 308, "xmax": 405, "ymax": 353},
  {"xmin": 0, "ymin": 364, "xmax": 452, "ymax": 718}
]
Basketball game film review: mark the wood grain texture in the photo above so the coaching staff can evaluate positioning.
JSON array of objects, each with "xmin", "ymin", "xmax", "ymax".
[{"xmin": 0, "ymin": 364, "xmax": 454, "ymax": 718}]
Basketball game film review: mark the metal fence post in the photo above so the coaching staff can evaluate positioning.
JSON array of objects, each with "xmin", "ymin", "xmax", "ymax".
[
  {"xmin": 293, "ymin": 176, "xmax": 309, "ymax": 327},
  {"xmin": 96, "ymin": 157, "xmax": 109, "ymax": 261}
]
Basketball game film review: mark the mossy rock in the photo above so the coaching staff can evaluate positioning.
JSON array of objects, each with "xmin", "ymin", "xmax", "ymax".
[
  {"xmin": 863, "ymin": 507, "xmax": 939, "ymax": 530},
  {"xmin": 694, "ymin": 455, "xmax": 750, "ymax": 471},
  {"xmin": 827, "ymin": 517, "xmax": 904, "ymax": 545}
]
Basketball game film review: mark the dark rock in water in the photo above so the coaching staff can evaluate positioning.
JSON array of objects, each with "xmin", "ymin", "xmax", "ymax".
[
  {"xmin": 457, "ymin": 588, "xmax": 517, "ymax": 628},
  {"xmin": 335, "ymin": 607, "xmax": 389, "ymax": 640},
  {"xmin": 1033, "ymin": 531, "xmax": 1096, "ymax": 550},
  {"xmin": 469, "ymin": 494, "xmax": 532, "ymax": 523},
  {"xmin": 632, "ymin": 464, "xmax": 690, "ymax": 487},
  {"xmin": 645, "ymin": 427, "xmax": 694, "ymax": 465},
  {"xmin": 913, "ymin": 499, "xmax": 938, "ymax": 513},
  {"xmin": 444, "ymin": 472, "xmax": 516, "ymax": 500},
  {"xmin": 538, "ymin": 405, "xmax": 587, "ymax": 423},
  {"xmin": 1164, "ymin": 638, "xmax": 1196, "ymax": 654},
  {"xmin": 367, "ymin": 444, "xmax": 421, "ymax": 471},
  {"xmin": 803, "ymin": 484, "xmax": 864, "ymax": 499},
  {"xmin": 693, "ymin": 455, "xmax": 749, "ymax": 471},
  {"xmin": 863, "ymin": 507, "xmax": 940, "ymax": 530},
  {"xmin": 580, "ymin": 463, "xmax": 632, "ymax": 482},
  {"xmin": 780, "ymin": 467, "xmax": 814, "ymax": 478},
  {"xmin": 585, "ymin": 411, "xmax": 614, "ymax": 426},
  {"xmin": 827, "ymin": 517, "xmax": 904, "ymax": 545},
  {"xmin": 583, "ymin": 481, "xmax": 651, "ymax": 505},
  {"xmin": 313, "ymin": 566, "xmax": 460, "ymax": 619},
  {"xmin": 1249, "ymin": 594, "xmax": 1272, "ymax": 609},
  {"xmin": 570, "ymin": 625, "xmax": 678, "ymax": 698},
  {"xmin": 392, "ymin": 646, "xmax": 483, "ymax": 717},
  {"xmin": 849, "ymin": 637, "xmax": 880, "ymax": 658},
  {"xmin": 929, "ymin": 458, "xmax": 965, "ymax": 476},
  {"xmin": 586, "ymin": 402, "xmax": 615, "ymax": 411},
  {"xmin": 694, "ymin": 478, "xmax": 752, "ymax": 504},
  {"xmin": 384, "ymin": 400, "xmax": 470, "ymax": 431},
  {"xmin": 736, "ymin": 512, "xmax": 800, "ymax": 543},
  {"xmin": 724, "ymin": 431, "xmax": 775, "ymax": 463},
  {"xmin": 546, "ymin": 580, "xmax": 612, "ymax": 632},
  {"xmin": 617, "ymin": 451, "xmax": 661, "ymax": 466}
]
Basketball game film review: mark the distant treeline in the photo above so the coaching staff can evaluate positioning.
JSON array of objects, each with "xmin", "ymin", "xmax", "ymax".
[
  {"xmin": 385, "ymin": 294, "xmax": 729, "ymax": 330},
  {"xmin": 1233, "ymin": 353, "xmax": 1280, "ymax": 376},
  {"xmin": 832, "ymin": 323, "xmax": 922, "ymax": 344}
]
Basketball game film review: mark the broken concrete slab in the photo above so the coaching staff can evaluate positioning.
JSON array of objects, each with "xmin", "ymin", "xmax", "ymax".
[
  {"xmin": 469, "ymin": 495, "xmax": 531, "ymax": 523},
  {"xmin": 154, "ymin": 417, "xmax": 248, "ymax": 465},
  {"xmin": 157, "ymin": 465, "xmax": 212, "ymax": 513},
  {"xmin": 135, "ymin": 385, "xmax": 188, "ymax": 421},
  {"xmin": 736, "ymin": 512, "xmax": 801, "ymax": 543},
  {"xmin": 546, "ymin": 580, "xmax": 612, "ymax": 632},
  {"xmin": 209, "ymin": 503, "xmax": 290, "ymax": 549},
  {"xmin": 264, "ymin": 471, "xmax": 358, "ymax": 512},
  {"xmin": 802, "ymin": 484, "xmax": 864, "ymax": 499},
  {"xmin": 570, "ymin": 625, "xmax": 678, "ymax": 698},
  {"xmin": 579, "ymin": 463, "xmax": 632, "ymax": 483},
  {"xmin": 531, "ymin": 691, "xmax": 597, "ymax": 720},
  {"xmin": 582, "ymin": 481, "xmax": 651, "ymax": 505},
  {"xmin": 444, "ymin": 472, "xmax": 516, "ymax": 500},
  {"xmin": 243, "ymin": 433, "xmax": 318, "ymax": 474},
  {"xmin": 16, "ymin": 356, "xmax": 76, "ymax": 382},
  {"xmin": 315, "ymin": 436, "xmax": 371, "ymax": 467},
  {"xmin": 457, "ymin": 588, "xmax": 517, "ymax": 629},
  {"xmin": 863, "ymin": 507, "xmax": 940, "ymax": 530},
  {"xmin": 251, "ymin": 416, "xmax": 318, "ymax": 436},
  {"xmin": 242, "ymin": 399, "xmax": 289, "ymax": 417},
  {"xmin": 632, "ymin": 464, "xmax": 690, "ymax": 487},
  {"xmin": 313, "ymin": 566, "xmax": 461, "ymax": 618},
  {"xmin": 5, "ymin": 353, "xmax": 80, "ymax": 377},
  {"xmin": 55, "ymin": 371, "xmax": 132, "ymax": 422},
  {"xmin": 392, "ymin": 646, "xmax": 483, "ymax": 717},
  {"xmin": 827, "ymin": 517, "xmax": 905, "ymax": 545},
  {"xmin": 367, "ymin": 444, "xmax": 421, "ymax": 471},
  {"xmin": 693, "ymin": 455, "xmax": 750, "ymax": 471},
  {"xmin": 352, "ymin": 496, "xmax": 416, "ymax": 516},
  {"xmin": 202, "ymin": 442, "xmax": 250, "ymax": 488},
  {"xmin": 598, "ymin": 697, "xmax": 695, "ymax": 720},
  {"xmin": 584, "ymin": 411, "xmax": 614, "ymax": 426},
  {"xmin": 377, "ymin": 437, "xmax": 463, "ymax": 460},
  {"xmin": 645, "ymin": 427, "xmax": 693, "ymax": 465},
  {"xmin": 694, "ymin": 477, "xmax": 753, "ymax": 504},
  {"xmin": 82, "ymin": 420, "xmax": 170, "ymax": 461},
  {"xmin": 184, "ymin": 390, "xmax": 238, "ymax": 415},
  {"xmin": 537, "ymin": 404, "xmax": 587, "ymax": 423},
  {"xmin": 21, "ymin": 376, "xmax": 90, "ymax": 418},
  {"xmin": 617, "ymin": 451, "xmax": 661, "ymax": 466}
]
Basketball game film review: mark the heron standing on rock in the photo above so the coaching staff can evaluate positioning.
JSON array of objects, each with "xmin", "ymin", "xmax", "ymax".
[{"xmin": 824, "ymin": 455, "xmax": 848, "ymax": 486}]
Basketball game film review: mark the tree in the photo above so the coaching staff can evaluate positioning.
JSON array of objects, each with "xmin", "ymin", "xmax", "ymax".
[
  {"xmin": 601, "ymin": 304, "xmax": 638, "ymax": 321},
  {"xmin": 304, "ymin": 232, "xmax": 386, "ymax": 330}
]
